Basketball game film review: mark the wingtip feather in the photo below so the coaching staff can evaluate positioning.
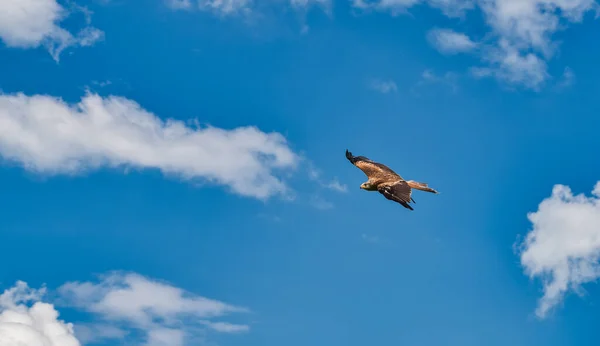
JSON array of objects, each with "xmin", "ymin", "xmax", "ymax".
[{"xmin": 345, "ymin": 149, "xmax": 354, "ymax": 162}]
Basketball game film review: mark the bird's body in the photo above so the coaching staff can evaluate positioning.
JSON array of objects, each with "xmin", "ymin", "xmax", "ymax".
[{"xmin": 345, "ymin": 149, "xmax": 438, "ymax": 210}]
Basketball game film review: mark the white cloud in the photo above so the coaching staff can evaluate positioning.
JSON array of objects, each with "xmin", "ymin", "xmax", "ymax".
[
  {"xmin": 309, "ymin": 195, "xmax": 334, "ymax": 210},
  {"xmin": 361, "ymin": 233, "xmax": 380, "ymax": 243},
  {"xmin": 0, "ymin": 0, "xmax": 104, "ymax": 61},
  {"xmin": 556, "ymin": 66, "xmax": 576, "ymax": 89},
  {"xmin": 369, "ymin": 79, "xmax": 398, "ymax": 93},
  {"xmin": 517, "ymin": 182, "xmax": 600, "ymax": 318},
  {"xmin": 307, "ymin": 165, "xmax": 348, "ymax": 193},
  {"xmin": 73, "ymin": 323, "xmax": 127, "ymax": 344},
  {"xmin": 470, "ymin": 40, "xmax": 549, "ymax": 90},
  {"xmin": 166, "ymin": 0, "xmax": 193, "ymax": 9},
  {"xmin": 359, "ymin": 0, "xmax": 597, "ymax": 90},
  {"xmin": 167, "ymin": 0, "xmax": 328, "ymax": 16},
  {"xmin": 352, "ymin": 0, "xmax": 474, "ymax": 17},
  {"xmin": 479, "ymin": 0, "xmax": 598, "ymax": 57},
  {"xmin": 470, "ymin": 0, "xmax": 596, "ymax": 89},
  {"xmin": 201, "ymin": 320, "xmax": 250, "ymax": 333},
  {"xmin": 324, "ymin": 178, "xmax": 348, "ymax": 193},
  {"xmin": 58, "ymin": 272, "xmax": 248, "ymax": 323},
  {"xmin": 290, "ymin": 0, "xmax": 331, "ymax": 9},
  {"xmin": 0, "ymin": 273, "xmax": 249, "ymax": 346},
  {"xmin": 57, "ymin": 272, "xmax": 250, "ymax": 345},
  {"xmin": 0, "ymin": 91, "xmax": 299, "ymax": 200},
  {"xmin": 198, "ymin": 0, "xmax": 253, "ymax": 16},
  {"xmin": 414, "ymin": 69, "xmax": 459, "ymax": 92},
  {"xmin": 426, "ymin": 28, "xmax": 477, "ymax": 54},
  {"xmin": 427, "ymin": 0, "xmax": 475, "ymax": 16},
  {"xmin": 305, "ymin": 165, "xmax": 344, "ymax": 210},
  {"xmin": 352, "ymin": 0, "xmax": 420, "ymax": 10},
  {"xmin": 0, "ymin": 281, "xmax": 80, "ymax": 346},
  {"xmin": 76, "ymin": 26, "xmax": 105, "ymax": 47},
  {"xmin": 145, "ymin": 328, "xmax": 185, "ymax": 346}
]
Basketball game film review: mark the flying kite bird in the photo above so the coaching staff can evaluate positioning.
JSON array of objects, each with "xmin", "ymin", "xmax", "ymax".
[{"xmin": 345, "ymin": 149, "xmax": 438, "ymax": 210}]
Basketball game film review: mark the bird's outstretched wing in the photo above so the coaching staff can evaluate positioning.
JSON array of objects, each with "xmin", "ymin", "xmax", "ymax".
[
  {"xmin": 345, "ymin": 149, "xmax": 402, "ymax": 180},
  {"xmin": 378, "ymin": 181, "xmax": 414, "ymax": 210}
]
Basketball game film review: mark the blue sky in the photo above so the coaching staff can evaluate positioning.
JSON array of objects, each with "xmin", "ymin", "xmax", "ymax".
[{"xmin": 1, "ymin": 0, "xmax": 600, "ymax": 345}]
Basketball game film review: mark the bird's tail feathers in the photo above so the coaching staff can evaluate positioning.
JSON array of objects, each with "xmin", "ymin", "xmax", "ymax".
[{"xmin": 407, "ymin": 180, "xmax": 438, "ymax": 194}]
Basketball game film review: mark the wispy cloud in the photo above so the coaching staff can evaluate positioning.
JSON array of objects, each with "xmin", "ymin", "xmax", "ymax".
[
  {"xmin": 413, "ymin": 69, "xmax": 459, "ymax": 93},
  {"xmin": 166, "ymin": 0, "xmax": 329, "ymax": 17},
  {"xmin": 74, "ymin": 324, "xmax": 128, "ymax": 344},
  {"xmin": 0, "ymin": 0, "xmax": 104, "ymax": 61},
  {"xmin": 361, "ymin": 233, "xmax": 380, "ymax": 244},
  {"xmin": 201, "ymin": 320, "xmax": 250, "ymax": 333},
  {"xmin": 257, "ymin": 213, "xmax": 283, "ymax": 223},
  {"xmin": 352, "ymin": 0, "xmax": 474, "ymax": 18},
  {"xmin": 166, "ymin": 0, "xmax": 193, "ymax": 9},
  {"xmin": 358, "ymin": 0, "xmax": 598, "ymax": 90},
  {"xmin": 0, "ymin": 272, "xmax": 250, "ymax": 346},
  {"xmin": 198, "ymin": 0, "xmax": 253, "ymax": 16},
  {"xmin": 324, "ymin": 178, "xmax": 348, "ymax": 193},
  {"xmin": 57, "ymin": 271, "xmax": 250, "ymax": 345},
  {"xmin": 555, "ymin": 66, "xmax": 576, "ymax": 90},
  {"xmin": 310, "ymin": 195, "xmax": 334, "ymax": 210},
  {"xmin": 517, "ymin": 182, "xmax": 600, "ymax": 318},
  {"xmin": 90, "ymin": 80, "xmax": 113, "ymax": 88},
  {"xmin": 368, "ymin": 79, "xmax": 398, "ymax": 94},
  {"xmin": 426, "ymin": 28, "xmax": 477, "ymax": 55},
  {"xmin": 308, "ymin": 165, "xmax": 348, "ymax": 193}
]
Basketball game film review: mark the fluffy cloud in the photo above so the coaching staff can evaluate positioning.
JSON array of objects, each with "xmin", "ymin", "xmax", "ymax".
[
  {"xmin": 479, "ymin": 0, "xmax": 597, "ymax": 56},
  {"xmin": 357, "ymin": 0, "xmax": 598, "ymax": 89},
  {"xmin": 426, "ymin": 28, "xmax": 477, "ymax": 54},
  {"xmin": 0, "ymin": 281, "xmax": 80, "ymax": 346},
  {"xmin": 472, "ymin": 0, "xmax": 597, "ymax": 89},
  {"xmin": 0, "ymin": 0, "xmax": 104, "ymax": 61},
  {"xmin": 517, "ymin": 182, "xmax": 600, "ymax": 318},
  {"xmin": 470, "ymin": 40, "xmax": 549, "ymax": 90},
  {"xmin": 57, "ymin": 272, "xmax": 249, "ymax": 345},
  {"xmin": 0, "ymin": 273, "xmax": 249, "ymax": 346},
  {"xmin": 0, "ymin": 91, "xmax": 299, "ymax": 200}
]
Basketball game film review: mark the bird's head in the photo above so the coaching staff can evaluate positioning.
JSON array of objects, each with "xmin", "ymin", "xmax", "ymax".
[{"xmin": 360, "ymin": 182, "xmax": 374, "ymax": 190}]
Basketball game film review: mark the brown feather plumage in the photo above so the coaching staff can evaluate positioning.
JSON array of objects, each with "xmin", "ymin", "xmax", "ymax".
[{"xmin": 345, "ymin": 149, "xmax": 438, "ymax": 210}]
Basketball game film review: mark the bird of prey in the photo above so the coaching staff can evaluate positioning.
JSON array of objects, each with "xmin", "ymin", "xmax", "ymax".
[{"xmin": 345, "ymin": 149, "xmax": 438, "ymax": 210}]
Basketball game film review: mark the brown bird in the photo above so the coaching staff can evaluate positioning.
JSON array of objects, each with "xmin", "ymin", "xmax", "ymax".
[{"xmin": 345, "ymin": 149, "xmax": 438, "ymax": 210}]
